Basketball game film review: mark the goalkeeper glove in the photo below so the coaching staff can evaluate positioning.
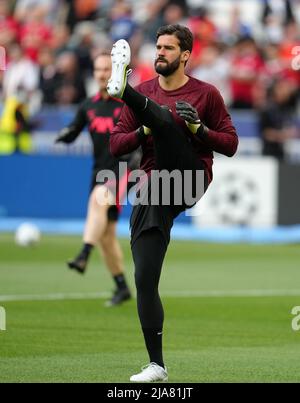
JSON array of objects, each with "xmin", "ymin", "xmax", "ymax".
[{"xmin": 176, "ymin": 101, "xmax": 206, "ymax": 135}]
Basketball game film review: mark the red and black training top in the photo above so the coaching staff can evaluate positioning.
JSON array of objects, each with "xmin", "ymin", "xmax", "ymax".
[
  {"xmin": 110, "ymin": 76, "xmax": 239, "ymax": 184},
  {"xmin": 66, "ymin": 93, "xmax": 124, "ymax": 174}
]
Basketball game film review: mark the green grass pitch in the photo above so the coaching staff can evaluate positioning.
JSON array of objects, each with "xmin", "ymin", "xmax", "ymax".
[{"xmin": 1, "ymin": 233, "xmax": 300, "ymax": 383}]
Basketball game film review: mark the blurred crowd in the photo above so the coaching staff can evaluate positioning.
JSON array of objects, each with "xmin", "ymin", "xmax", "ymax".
[{"xmin": 0, "ymin": 0, "xmax": 299, "ymax": 110}]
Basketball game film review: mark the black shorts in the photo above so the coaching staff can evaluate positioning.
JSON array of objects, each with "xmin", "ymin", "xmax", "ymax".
[
  {"xmin": 130, "ymin": 168, "xmax": 209, "ymax": 247},
  {"xmin": 90, "ymin": 170, "xmax": 103, "ymax": 193},
  {"xmin": 107, "ymin": 205, "xmax": 120, "ymax": 222},
  {"xmin": 130, "ymin": 187, "xmax": 199, "ymax": 248},
  {"xmin": 130, "ymin": 204, "xmax": 182, "ymax": 247}
]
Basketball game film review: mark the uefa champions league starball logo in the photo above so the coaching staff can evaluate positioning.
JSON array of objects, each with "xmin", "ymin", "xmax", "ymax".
[{"xmin": 210, "ymin": 173, "xmax": 259, "ymax": 226}]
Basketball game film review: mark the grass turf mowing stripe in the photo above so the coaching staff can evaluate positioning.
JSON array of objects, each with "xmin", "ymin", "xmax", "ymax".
[
  {"xmin": 1, "ymin": 296, "xmax": 300, "ymax": 383},
  {"xmin": 2, "ymin": 289, "xmax": 300, "ymax": 302},
  {"xmin": 1, "ymin": 235, "xmax": 300, "ymax": 382}
]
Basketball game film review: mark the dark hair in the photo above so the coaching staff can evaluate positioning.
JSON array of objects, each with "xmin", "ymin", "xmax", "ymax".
[{"xmin": 156, "ymin": 24, "xmax": 194, "ymax": 53}]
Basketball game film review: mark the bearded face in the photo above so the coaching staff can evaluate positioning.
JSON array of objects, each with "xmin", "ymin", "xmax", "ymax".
[
  {"xmin": 154, "ymin": 34, "xmax": 189, "ymax": 77},
  {"xmin": 155, "ymin": 55, "xmax": 181, "ymax": 77}
]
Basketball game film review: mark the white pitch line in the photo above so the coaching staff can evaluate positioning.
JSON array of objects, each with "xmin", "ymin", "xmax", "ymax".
[
  {"xmin": 0, "ymin": 292, "xmax": 110, "ymax": 302},
  {"xmin": 1, "ymin": 289, "xmax": 300, "ymax": 302}
]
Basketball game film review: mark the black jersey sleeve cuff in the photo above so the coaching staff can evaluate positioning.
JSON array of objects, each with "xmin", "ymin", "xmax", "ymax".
[
  {"xmin": 196, "ymin": 124, "xmax": 209, "ymax": 138},
  {"xmin": 136, "ymin": 127, "xmax": 146, "ymax": 143}
]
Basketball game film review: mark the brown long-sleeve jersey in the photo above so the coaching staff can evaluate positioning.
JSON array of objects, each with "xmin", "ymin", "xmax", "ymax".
[{"xmin": 110, "ymin": 76, "xmax": 238, "ymax": 184}]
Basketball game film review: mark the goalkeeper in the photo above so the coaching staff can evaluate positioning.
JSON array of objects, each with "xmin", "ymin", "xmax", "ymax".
[{"xmin": 109, "ymin": 25, "xmax": 239, "ymax": 381}]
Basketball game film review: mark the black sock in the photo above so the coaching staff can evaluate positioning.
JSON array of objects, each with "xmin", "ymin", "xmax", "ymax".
[
  {"xmin": 142, "ymin": 328, "xmax": 164, "ymax": 369},
  {"xmin": 78, "ymin": 243, "xmax": 94, "ymax": 260},
  {"xmin": 122, "ymin": 84, "xmax": 172, "ymax": 131},
  {"xmin": 113, "ymin": 274, "xmax": 128, "ymax": 291},
  {"xmin": 123, "ymin": 84, "xmax": 148, "ymax": 111}
]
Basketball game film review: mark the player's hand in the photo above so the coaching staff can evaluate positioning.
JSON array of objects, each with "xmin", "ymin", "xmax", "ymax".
[
  {"xmin": 176, "ymin": 101, "xmax": 204, "ymax": 135},
  {"xmin": 55, "ymin": 127, "xmax": 75, "ymax": 144},
  {"xmin": 176, "ymin": 101, "xmax": 200, "ymax": 125}
]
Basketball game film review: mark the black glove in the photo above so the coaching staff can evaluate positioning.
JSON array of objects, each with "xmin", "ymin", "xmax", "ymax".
[
  {"xmin": 176, "ymin": 101, "xmax": 207, "ymax": 135},
  {"xmin": 55, "ymin": 126, "xmax": 77, "ymax": 144},
  {"xmin": 176, "ymin": 101, "xmax": 201, "ymax": 125}
]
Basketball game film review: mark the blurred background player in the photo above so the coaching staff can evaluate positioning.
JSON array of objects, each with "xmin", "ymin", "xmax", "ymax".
[
  {"xmin": 0, "ymin": 86, "xmax": 33, "ymax": 155},
  {"xmin": 260, "ymin": 78, "xmax": 298, "ymax": 161},
  {"xmin": 56, "ymin": 52, "xmax": 132, "ymax": 307}
]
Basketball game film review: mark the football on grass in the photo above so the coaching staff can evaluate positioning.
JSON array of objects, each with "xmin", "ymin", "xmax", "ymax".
[{"xmin": 15, "ymin": 223, "xmax": 41, "ymax": 247}]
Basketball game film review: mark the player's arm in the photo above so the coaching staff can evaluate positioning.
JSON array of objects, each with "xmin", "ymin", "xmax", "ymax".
[
  {"xmin": 176, "ymin": 88, "xmax": 239, "ymax": 157},
  {"xmin": 200, "ymin": 87, "xmax": 238, "ymax": 157},
  {"xmin": 110, "ymin": 104, "xmax": 146, "ymax": 157},
  {"xmin": 55, "ymin": 103, "xmax": 87, "ymax": 144}
]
